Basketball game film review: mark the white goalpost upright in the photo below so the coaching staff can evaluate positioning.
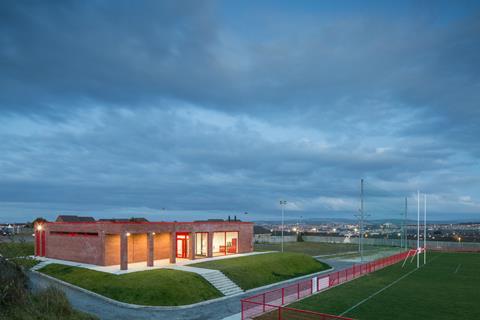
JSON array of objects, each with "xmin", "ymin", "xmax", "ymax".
[
  {"xmin": 417, "ymin": 190, "xmax": 420, "ymax": 268},
  {"xmin": 402, "ymin": 191, "xmax": 427, "ymax": 269},
  {"xmin": 424, "ymin": 193, "xmax": 427, "ymax": 265}
]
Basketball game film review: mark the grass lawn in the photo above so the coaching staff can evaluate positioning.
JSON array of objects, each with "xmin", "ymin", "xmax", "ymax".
[
  {"xmin": 190, "ymin": 252, "xmax": 330, "ymax": 290},
  {"xmin": 0, "ymin": 241, "xmax": 35, "ymax": 258},
  {"xmin": 254, "ymin": 242, "xmax": 361, "ymax": 256},
  {"xmin": 320, "ymin": 247, "xmax": 403, "ymax": 260},
  {"xmin": 259, "ymin": 252, "xmax": 480, "ymax": 320},
  {"xmin": 0, "ymin": 241, "xmax": 39, "ymax": 269},
  {"xmin": 39, "ymin": 264, "xmax": 222, "ymax": 306}
]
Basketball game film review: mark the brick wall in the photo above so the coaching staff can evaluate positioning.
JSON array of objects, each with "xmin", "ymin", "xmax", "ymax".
[
  {"xmin": 128, "ymin": 233, "xmax": 147, "ymax": 263},
  {"xmin": 104, "ymin": 234, "xmax": 120, "ymax": 265},
  {"xmin": 154, "ymin": 232, "xmax": 170, "ymax": 259},
  {"xmin": 46, "ymin": 233, "xmax": 103, "ymax": 265},
  {"xmin": 238, "ymin": 223, "xmax": 254, "ymax": 253}
]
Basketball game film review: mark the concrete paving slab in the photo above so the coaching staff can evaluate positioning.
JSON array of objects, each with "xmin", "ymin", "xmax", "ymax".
[{"xmin": 32, "ymin": 251, "xmax": 274, "ymax": 275}]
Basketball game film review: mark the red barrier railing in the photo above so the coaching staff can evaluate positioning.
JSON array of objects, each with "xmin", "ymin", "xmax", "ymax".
[
  {"xmin": 242, "ymin": 302, "xmax": 355, "ymax": 320},
  {"xmin": 241, "ymin": 249, "xmax": 417, "ymax": 320}
]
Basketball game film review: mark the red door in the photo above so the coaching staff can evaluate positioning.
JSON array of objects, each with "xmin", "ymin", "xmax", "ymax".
[
  {"xmin": 41, "ymin": 231, "xmax": 46, "ymax": 257},
  {"xmin": 35, "ymin": 230, "xmax": 40, "ymax": 256},
  {"xmin": 176, "ymin": 233, "xmax": 189, "ymax": 258}
]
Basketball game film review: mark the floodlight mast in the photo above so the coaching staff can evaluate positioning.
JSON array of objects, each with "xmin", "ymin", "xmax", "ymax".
[
  {"xmin": 417, "ymin": 190, "xmax": 420, "ymax": 268},
  {"xmin": 404, "ymin": 197, "xmax": 408, "ymax": 250},
  {"xmin": 359, "ymin": 179, "xmax": 364, "ymax": 263},
  {"xmin": 424, "ymin": 194, "xmax": 427, "ymax": 265},
  {"xmin": 280, "ymin": 200, "xmax": 287, "ymax": 253}
]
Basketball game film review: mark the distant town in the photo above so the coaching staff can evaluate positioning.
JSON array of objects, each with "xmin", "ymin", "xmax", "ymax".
[
  {"xmin": 255, "ymin": 220, "xmax": 480, "ymax": 243},
  {"xmin": 2, "ymin": 219, "xmax": 480, "ymax": 243}
]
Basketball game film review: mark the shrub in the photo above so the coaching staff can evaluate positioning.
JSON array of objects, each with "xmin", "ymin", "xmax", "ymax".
[
  {"xmin": 0, "ymin": 257, "xmax": 28, "ymax": 307},
  {"xmin": 0, "ymin": 257, "xmax": 97, "ymax": 320},
  {"xmin": 34, "ymin": 287, "xmax": 77, "ymax": 318}
]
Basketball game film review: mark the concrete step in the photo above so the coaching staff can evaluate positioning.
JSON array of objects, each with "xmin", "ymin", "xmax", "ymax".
[
  {"xmin": 214, "ymin": 283, "xmax": 236, "ymax": 290},
  {"xmin": 203, "ymin": 272, "xmax": 225, "ymax": 278},
  {"xmin": 204, "ymin": 276, "xmax": 226, "ymax": 281},
  {"xmin": 208, "ymin": 278, "xmax": 233, "ymax": 284},
  {"xmin": 199, "ymin": 270, "xmax": 243, "ymax": 296},
  {"xmin": 219, "ymin": 287, "xmax": 242, "ymax": 294}
]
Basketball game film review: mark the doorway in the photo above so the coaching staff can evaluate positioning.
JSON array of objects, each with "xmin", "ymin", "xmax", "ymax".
[{"xmin": 176, "ymin": 233, "xmax": 189, "ymax": 258}]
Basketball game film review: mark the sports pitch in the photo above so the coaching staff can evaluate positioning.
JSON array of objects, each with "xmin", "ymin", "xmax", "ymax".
[{"xmin": 259, "ymin": 252, "xmax": 480, "ymax": 319}]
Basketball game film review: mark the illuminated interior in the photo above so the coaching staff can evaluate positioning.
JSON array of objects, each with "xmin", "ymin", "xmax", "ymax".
[{"xmin": 212, "ymin": 231, "xmax": 238, "ymax": 256}]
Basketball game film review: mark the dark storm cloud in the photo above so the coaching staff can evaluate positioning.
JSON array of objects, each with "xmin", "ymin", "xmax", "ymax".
[
  {"xmin": 0, "ymin": 1, "xmax": 479, "ymax": 221},
  {"xmin": 0, "ymin": 0, "xmax": 222, "ymax": 111}
]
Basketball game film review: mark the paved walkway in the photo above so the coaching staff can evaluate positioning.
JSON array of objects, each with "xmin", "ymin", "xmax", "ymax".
[
  {"xmin": 32, "ymin": 251, "xmax": 272, "ymax": 275},
  {"xmin": 28, "ymin": 258, "xmax": 355, "ymax": 320}
]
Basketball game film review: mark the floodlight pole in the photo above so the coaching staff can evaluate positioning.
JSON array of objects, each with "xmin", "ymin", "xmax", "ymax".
[
  {"xmin": 424, "ymin": 193, "xmax": 427, "ymax": 265},
  {"xmin": 404, "ymin": 197, "xmax": 408, "ymax": 250},
  {"xmin": 359, "ymin": 179, "xmax": 364, "ymax": 263},
  {"xmin": 417, "ymin": 190, "xmax": 420, "ymax": 268},
  {"xmin": 280, "ymin": 200, "xmax": 287, "ymax": 253}
]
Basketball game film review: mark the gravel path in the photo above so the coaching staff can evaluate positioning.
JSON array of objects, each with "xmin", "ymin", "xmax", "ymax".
[{"xmin": 28, "ymin": 259, "xmax": 355, "ymax": 320}]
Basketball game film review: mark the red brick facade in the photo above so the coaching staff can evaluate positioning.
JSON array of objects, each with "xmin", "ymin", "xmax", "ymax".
[{"xmin": 34, "ymin": 220, "xmax": 254, "ymax": 270}]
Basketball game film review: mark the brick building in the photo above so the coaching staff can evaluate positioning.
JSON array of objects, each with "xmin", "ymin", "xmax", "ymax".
[{"xmin": 34, "ymin": 216, "xmax": 254, "ymax": 270}]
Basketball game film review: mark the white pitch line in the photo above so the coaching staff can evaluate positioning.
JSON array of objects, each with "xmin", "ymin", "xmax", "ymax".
[
  {"xmin": 339, "ymin": 267, "xmax": 419, "ymax": 316},
  {"xmin": 339, "ymin": 254, "xmax": 442, "ymax": 317},
  {"xmin": 454, "ymin": 264, "xmax": 461, "ymax": 274}
]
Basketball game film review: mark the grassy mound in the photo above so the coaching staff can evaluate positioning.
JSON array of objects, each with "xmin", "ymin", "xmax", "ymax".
[
  {"xmin": 39, "ymin": 264, "xmax": 222, "ymax": 306},
  {"xmin": 191, "ymin": 252, "xmax": 330, "ymax": 290}
]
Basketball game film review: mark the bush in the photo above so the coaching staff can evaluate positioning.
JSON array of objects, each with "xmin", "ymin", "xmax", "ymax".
[
  {"xmin": 33, "ymin": 287, "xmax": 81, "ymax": 318},
  {"xmin": 0, "ymin": 257, "xmax": 28, "ymax": 307},
  {"xmin": 0, "ymin": 240, "xmax": 35, "ymax": 259},
  {"xmin": 297, "ymin": 232, "xmax": 304, "ymax": 242},
  {"xmin": 0, "ymin": 257, "xmax": 97, "ymax": 320}
]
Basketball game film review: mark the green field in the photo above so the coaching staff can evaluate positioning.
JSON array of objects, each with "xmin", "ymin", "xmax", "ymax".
[
  {"xmin": 254, "ymin": 242, "xmax": 370, "ymax": 257},
  {"xmin": 0, "ymin": 241, "xmax": 34, "ymax": 258},
  {"xmin": 39, "ymin": 264, "xmax": 222, "ymax": 306},
  {"xmin": 261, "ymin": 252, "xmax": 480, "ymax": 319},
  {"xmin": 191, "ymin": 252, "xmax": 330, "ymax": 290},
  {"xmin": 0, "ymin": 241, "xmax": 39, "ymax": 268}
]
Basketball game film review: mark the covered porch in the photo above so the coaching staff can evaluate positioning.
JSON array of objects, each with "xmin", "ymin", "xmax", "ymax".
[{"xmin": 105, "ymin": 230, "xmax": 240, "ymax": 270}]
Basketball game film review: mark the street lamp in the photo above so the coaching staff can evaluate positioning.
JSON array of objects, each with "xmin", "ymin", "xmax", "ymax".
[{"xmin": 279, "ymin": 200, "xmax": 287, "ymax": 253}]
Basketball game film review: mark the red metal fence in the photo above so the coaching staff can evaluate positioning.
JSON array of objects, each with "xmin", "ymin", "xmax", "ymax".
[{"xmin": 241, "ymin": 250, "xmax": 416, "ymax": 320}]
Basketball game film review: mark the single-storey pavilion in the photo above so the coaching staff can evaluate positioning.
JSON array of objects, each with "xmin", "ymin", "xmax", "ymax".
[{"xmin": 34, "ymin": 216, "xmax": 254, "ymax": 270}]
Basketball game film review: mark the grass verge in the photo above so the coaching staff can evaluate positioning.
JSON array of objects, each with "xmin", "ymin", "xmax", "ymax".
[
  {"xmin": 39, "ymin": 264, "xmax": 223, "ymax": 306},
  {"xmin": 190, "ymin": 252, "xmax": 330, "ymax": 290},
  {"xmin": 1, "ymin": 287, "xmax": 98, "ymax": 320},
  {"xmin": 254, "ymin": 242, "xmax": 360, "ymax": 256},
  {"xmin": 1, "ymin": 257, "xmax": 97, "ymax": 320},
  {"xmin": 0, "ymin": 241, "xmax": 34, "ymax": 258}
]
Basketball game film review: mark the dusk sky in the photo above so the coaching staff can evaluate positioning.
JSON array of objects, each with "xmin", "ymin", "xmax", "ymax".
[{"xmin": 1, "ymin": 1, "xmax": 480, "ymax": 223}]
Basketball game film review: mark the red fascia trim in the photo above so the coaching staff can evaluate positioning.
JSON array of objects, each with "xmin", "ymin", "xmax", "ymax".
[
  {"xmin": 50, "ymin": 231, "xmax": 99, "ymax": 237},
  {"xmin": 46, "ymin": 221, "xmax": 253, "ymax": 225}
]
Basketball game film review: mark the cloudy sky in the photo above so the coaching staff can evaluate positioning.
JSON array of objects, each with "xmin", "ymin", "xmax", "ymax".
[{"xmin": 1, "ymin": 0, "xmax": 480, "ymax": 222}]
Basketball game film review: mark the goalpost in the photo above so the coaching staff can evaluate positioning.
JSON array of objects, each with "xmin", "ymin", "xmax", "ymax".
[{"xmin": 402, "ymin": 191, "xmax": 427, "ymax": 268}]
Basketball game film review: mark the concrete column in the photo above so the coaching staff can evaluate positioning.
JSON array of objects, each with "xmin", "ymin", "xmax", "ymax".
[
  {"xmin": 100, "ymin": 231, "xmax": 106, "ymax": 266},
  {"xmin": 189, "ymin": 232, "xmax": 196, "ymax": 260},
  {"xmin": 207, "ymin": 232, "xmax": 213, "ymax": 257},
  {"xmin": 169, "ymin": 231, "xmax": 176, "ymax": 264},
  {"xmin": 120, "ymin": 233, "xmax": 128, "ymax": 270},
  {"xmin": 147, "ymin": 232, "xmax": 154, "ymax": 267}
]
